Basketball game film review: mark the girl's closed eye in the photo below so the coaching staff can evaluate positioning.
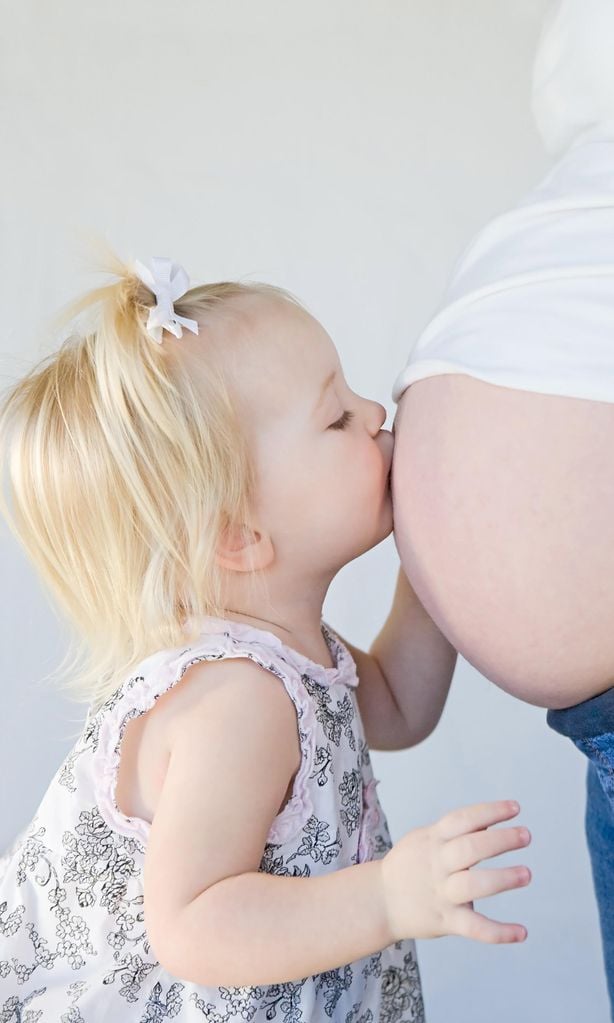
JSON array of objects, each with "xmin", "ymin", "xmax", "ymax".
[{"xmin": 329, "ymin": 410, "xmax": 355, "ymax": 430}]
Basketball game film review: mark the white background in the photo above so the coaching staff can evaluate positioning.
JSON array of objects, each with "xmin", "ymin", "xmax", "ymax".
[{"xmin": 1, "ymin": 1, "xmax": 608, "ymax": 1019}]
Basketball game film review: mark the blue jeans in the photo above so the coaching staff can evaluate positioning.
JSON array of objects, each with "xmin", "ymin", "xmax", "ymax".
[{"xmin": 547, "ymin": 687, "xmax": 614, "ymax": 1019}]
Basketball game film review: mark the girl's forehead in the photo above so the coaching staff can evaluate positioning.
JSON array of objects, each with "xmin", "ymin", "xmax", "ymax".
[{"xmin": 228, "ymin": 300, "xmax": 340, "ymax": 423}]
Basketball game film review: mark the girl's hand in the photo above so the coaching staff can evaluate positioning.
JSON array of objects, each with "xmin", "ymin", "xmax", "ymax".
[{"xmin": 379, "ymin": 800, "xmax": 531, "ymax": 944}]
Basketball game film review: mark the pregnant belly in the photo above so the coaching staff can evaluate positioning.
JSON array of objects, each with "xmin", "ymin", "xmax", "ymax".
[{"xmin": 392, "ymin": 374, "xmax": 614, "ymax": 709}]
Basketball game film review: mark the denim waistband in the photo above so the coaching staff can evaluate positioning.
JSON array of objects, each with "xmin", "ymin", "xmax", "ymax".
[{"xmin": 546, "ymin": 684, "xmax": 614, "ymax": 740}]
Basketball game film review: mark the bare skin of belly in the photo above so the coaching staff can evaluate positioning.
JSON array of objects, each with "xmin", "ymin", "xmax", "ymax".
[{"xmin": 392, "ymin": 375, "xmax": 614, "ymax": 709}]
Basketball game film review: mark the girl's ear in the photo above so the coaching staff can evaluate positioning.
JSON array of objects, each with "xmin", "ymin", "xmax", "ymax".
[{"xmin": 215, "ymin": 524, "xmax": 275, "ymax": 573}]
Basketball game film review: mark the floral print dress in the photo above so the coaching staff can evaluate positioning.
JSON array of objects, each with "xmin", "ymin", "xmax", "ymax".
[{"xmin": 0, "ymin": 616, "xmax": 424, "ymax": 1022}]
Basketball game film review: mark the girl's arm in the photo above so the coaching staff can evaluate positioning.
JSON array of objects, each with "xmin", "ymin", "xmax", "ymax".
[
  {"xmin": 143, "ymin": 656, "xmax": 530, "ymax": 989},
  {"xmin": 339, "ymin": 567, "xmax": 457, "ymax": 750},
  {"xmin": 144, "ymin": 657, "xmax": 391, "ymax": 986}
]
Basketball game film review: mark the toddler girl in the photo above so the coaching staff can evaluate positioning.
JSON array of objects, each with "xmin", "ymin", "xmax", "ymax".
[{"xmin": 0, "ymin": 253, "xmax": 532, "ymax": 1020}]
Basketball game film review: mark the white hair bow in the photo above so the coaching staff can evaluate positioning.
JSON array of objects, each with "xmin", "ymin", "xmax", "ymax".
[{"xmin": 134, "ymin": 256, "xmax": 200, "ymax": 344}]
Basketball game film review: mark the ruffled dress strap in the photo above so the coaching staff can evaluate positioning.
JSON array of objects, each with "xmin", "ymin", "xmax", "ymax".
[{"xmin": 89, "ymin": 619, "xmax": 321, "ymax": 850}]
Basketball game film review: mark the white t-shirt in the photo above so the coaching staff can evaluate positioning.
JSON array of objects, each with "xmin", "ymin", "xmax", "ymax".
[{"xmin": 392, "ymin": 0, "xmax": 614, "ymax": 406}]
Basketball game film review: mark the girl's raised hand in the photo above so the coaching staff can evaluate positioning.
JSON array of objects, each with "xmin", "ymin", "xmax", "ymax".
[{"xmin": 379, "ymin": 800, "xmax": 531, "ymax": 944}]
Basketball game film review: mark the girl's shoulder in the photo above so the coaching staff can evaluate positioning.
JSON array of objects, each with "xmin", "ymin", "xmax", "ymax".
[
  {"xmin": 87, "ymin": 615, "xmax": 357, "ymax": 849},
  {"xmin": 114, "ymin": 644, "xmax": 302, "ymax": 829}
]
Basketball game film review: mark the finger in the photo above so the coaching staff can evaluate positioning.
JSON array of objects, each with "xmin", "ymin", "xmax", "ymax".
[
  {"xmin": 447, "ymin": 865, "xmax": 532, "ymax": 904},
  {"xmin": 437, "ymin": 801, "xmax": 521, "ymax": 840},
  {"xmin": 448, "ymin": 906, "xmax": 528, "ymax": 945},
  {"xmin": 443, "ymin": 826, "xmax": 531, "ymax": 872}
]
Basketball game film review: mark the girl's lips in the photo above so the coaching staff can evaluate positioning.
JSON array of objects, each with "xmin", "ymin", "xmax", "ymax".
[{"xmin": 380, "ymin": 429, "xmax": 395, "ymax": 482}]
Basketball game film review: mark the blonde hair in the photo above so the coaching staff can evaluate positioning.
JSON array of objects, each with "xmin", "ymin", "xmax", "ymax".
[{"xmin": 0, "ymin": 248, "xmax": 304, "ymax": 714}]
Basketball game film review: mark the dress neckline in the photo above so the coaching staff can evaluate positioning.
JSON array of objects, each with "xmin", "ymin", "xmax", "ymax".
[{"xmin": 184, "ymin": 614, "xmax": 358, "ymax": 688}]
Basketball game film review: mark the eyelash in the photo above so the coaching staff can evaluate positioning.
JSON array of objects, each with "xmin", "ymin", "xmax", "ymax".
[{"xmin": 329, "ymin": 410, "xmax": 355, "ymax": 430}]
